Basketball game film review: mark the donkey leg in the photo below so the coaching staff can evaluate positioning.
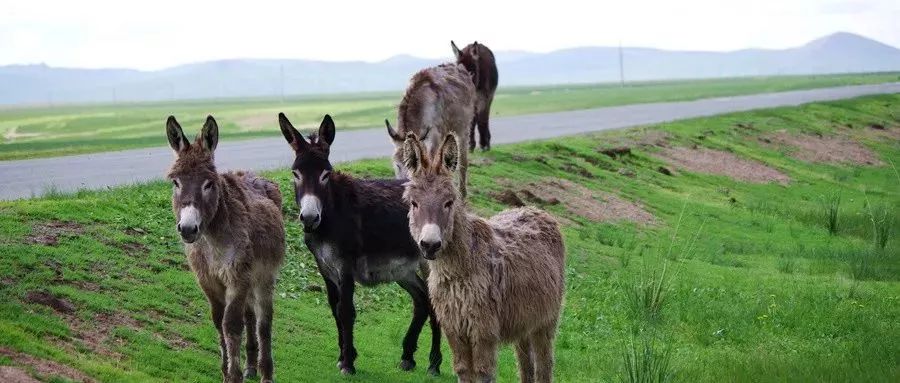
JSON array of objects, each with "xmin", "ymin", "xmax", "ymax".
[
  {"xmin": 199, "ymin": 284, "xmax": 228, "ymax": 377},
  {"xmin": 472, "ymin": 337, "xmax": 499, "ymax": 383},
  {"xmin": 456, "ymin": 135, "xmax": 469, "ymax": 198},
  {"xmin": 447, "ymin": 334, "xmax": 475, "ymax": 383},
  {"xmin": 424, "ymin": 283, "xmax": 443, "ymax": 376},
  {"xmin": 319, "ymin": 276, "xmax": 344, "ymax": 367},
  {"xmin": 515, "ymin": 337, "xmax": 536, "ymax": 383},
  {"xmin": 223, "ymin": 286, "xmax": 249, "ymax": 383},
  {"xmin": 469, "ymin": 117, "xmax": 477, "ymax": 153},
  {"xmin": 255, "ymin": 283, "xmax": 276, "ymax": 383},
  {"xmin": 337, "ymin": 275, "xmax": 358, "ymax": 375},
  {"xmin": 477, "ymin": 106, "xmax": 492, "ymax": 151},
  {"xmin": 243, "ymin": 308, "xmax": 258, "ymax": 379},
  {"xmin": 531, "ymin": 325, "xmax": 558, "ymax": 383},
  {"xmin": 396, "ymin": 277, "xmax": 430, "ymax": 372}
]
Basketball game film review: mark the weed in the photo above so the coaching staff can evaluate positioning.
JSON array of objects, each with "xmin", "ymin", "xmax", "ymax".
[
  {"xmin": 820, "ymin": 192, "xmax": 841, "ymax": 235},
  {"xmin": 621, "ymin": 337, "xmax": 675, "ymax": 383},
  {"xmin": 864, "ymin": 195, "xmax": 893, "ymax": 251},
  {"xmin": 623, "ymin": 261, "xmax": 671, "ymax": 322}
]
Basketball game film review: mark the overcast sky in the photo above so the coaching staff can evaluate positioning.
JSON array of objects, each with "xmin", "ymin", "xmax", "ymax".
[{"xmin": 1, "ymin": 0, "xmax": 897, "ymax": 71}]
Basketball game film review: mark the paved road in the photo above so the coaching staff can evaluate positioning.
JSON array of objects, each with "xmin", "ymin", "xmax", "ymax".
[{"xmin": 2, "ymin": 82, "xmax": 899, "ymax": 200}]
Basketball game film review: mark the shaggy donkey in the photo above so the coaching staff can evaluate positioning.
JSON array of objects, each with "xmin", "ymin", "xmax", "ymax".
[
  {"xmin": 279, "ymin": 113, "xmax": 442, "ymax": 376},
  {"xmin": 166, "ymin": 116, "xmax": 285, "ymax": 383},
  {"xmin": 385, "ymin": 62, "xmax": 475, "ymax": 197},
  {"xmin": 451, "ymin": 40, "xmax": 499, "ymax": 152},
  {"xmin": 401, "ymin": 134, "xmax": 566, "ymax": 383}
]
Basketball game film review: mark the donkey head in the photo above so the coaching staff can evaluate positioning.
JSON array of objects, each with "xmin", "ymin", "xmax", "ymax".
[
  {"xmin": 385, "ymin": 119, "xmax": 433, "ymax": 180},
  {"xmin": 402, "ymin": 133, "xmax": 460, "ymax": 260},
  {"xmin": 279, "ymin": 113, "xmax": 336, "ymax": 232},
  {"xmin": 451, "ymin": 40, "xmax": 481, "ymax": 87},
  {"xmin": 166, "ymin": 115, "xmax": 221, "ymax": 244}
]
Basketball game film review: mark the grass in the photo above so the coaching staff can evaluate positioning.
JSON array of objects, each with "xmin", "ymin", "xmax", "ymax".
[
  {"xmin": 0, "ymin": 94, "xmax": 899, "ymax": 382},
  {"xmin": 821, "ymin": 191, "xmax": 842, "ymax": 235},
  {"xmin": 1, "ymin": 72, "xmax": 898, "ymax": 160},
  {"xmin": 621, "ymin": 338, "xmax": 675, "ymax": 383}
]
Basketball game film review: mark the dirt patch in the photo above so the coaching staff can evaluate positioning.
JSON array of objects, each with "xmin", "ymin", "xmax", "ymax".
[
  {"xmin": 768, "ymin": 131, "xmax": 883, "ymax": 165},
  {"xmin": 492, "ymin": 190, "xmax": 525, "ymax": 207},
  {"xmin": 0, "ymin": 366, "xmax": 41, "ymax": 383},
  {"xmin": 656, "ymin": 147, "xmax": 790, "ymax": 184},
  {"xmin": 25, "ymin": 221, "xmax": 84, "ymax": 246},
  {"xmin": 23, "ymin": 291, "xmax": 75, "ymax": 314},
  {"xmin": 521, "ymin": 178, "xmax": 656, "ymax": 225},
  {"xmin": 0, "ymin": 348, "xmax": 95, "ymax": 383}
]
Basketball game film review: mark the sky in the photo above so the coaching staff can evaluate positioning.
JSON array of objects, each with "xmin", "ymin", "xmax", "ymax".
[{"xmin": 1, "ymin": 0, "xmax": 897, "ymax": 71}]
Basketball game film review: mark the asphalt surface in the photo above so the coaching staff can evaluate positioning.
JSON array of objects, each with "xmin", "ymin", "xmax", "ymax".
[{"xmin": 2, "ymin": 82, "xmax": 898, "ymax": 201}]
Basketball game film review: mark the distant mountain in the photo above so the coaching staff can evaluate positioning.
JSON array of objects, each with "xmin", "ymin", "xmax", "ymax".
[{"xmin": 2, "ymin": 32, "xmax": 899, "ymax": 106}]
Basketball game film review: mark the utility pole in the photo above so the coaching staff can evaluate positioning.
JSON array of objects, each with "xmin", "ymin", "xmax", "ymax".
[{"xmin": 618, "ymin": 40, "xmax": 625, "ymax": 87}]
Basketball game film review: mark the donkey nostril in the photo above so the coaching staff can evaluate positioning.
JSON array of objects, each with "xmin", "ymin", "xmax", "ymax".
[{"xmin": 177, "ymin": 223, "xmax": 182, "ymax": 232}]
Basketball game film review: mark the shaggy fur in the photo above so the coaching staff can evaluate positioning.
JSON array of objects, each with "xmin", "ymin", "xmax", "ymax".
[
  {"xmin": 402, "ymin": 134, "xmax": 566, "ymax": 383},
  {"xmin": 279, "ymin": 113, "xmax": 442, "ymax": 376},
  {"xmin": 452, "ymin": 40, "xmax": 499, "ymax": 152},
  {"xmin": 386, "ymin": 62, "xmax": 476, "ymax": 197},
  {"xmin": 166, "ymin": 116, "xmax": 285, "ymax": 383}
]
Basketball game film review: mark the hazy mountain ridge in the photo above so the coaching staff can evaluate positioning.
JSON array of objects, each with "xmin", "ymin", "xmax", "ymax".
[{"xmin": 2, "ymin": 32, "xmax": 899, "ymax": 105}]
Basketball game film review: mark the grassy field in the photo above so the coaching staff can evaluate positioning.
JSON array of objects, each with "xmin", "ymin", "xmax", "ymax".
[
  {"xmin": 1, "ymin": 72, "xmax": 898, "ymax": 160},
  {"xmin": 0, "ymin": 95, "xmax": 898, "ymax": 382}
]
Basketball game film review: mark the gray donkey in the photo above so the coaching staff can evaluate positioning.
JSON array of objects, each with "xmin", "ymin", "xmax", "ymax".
[
  {"xmin": 401, "ymin": 134, "xmax": 566, "ymax": 383},
  {"xmin": 386, "ymin": 62, "xmax": 475, "ymax": 197},
  {"xmin": 166, "ymin": 115, "xmax": 285, "ymax": 383}
]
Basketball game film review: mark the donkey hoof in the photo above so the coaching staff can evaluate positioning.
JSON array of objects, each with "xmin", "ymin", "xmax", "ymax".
[
  {"xmin": 427, "ymin": 366, "xmax": 441, "ymax": 376},
  {"xmin": 243, "ymin": 367, "xmax": 257, "ymax": 379},
  {"xmin": 399, "ymin": 359, "xmax": 416, "ymax": 371},
  {"xmin": 340, "ymin": 366, "xmax": 356, "ymax": 375}
]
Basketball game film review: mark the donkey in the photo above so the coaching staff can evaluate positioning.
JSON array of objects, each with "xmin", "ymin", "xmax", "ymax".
[
  {"xmin": 278, "ymin": 113, "xmax": 442, "ymax": 376},
  {"xmin": 401, "ymin": 134, "xmax": 566, "ymax": 383},
  {"xmin": 166, "ymin": 115, "xmax": 285, "ymax": 383},
  {"xmin": 385, "ymin": 62, "xmax": 475, "ymax": 197},
  {"xmin": 452, "ymin": 40, "xmax": 499, "ymax": 152}
]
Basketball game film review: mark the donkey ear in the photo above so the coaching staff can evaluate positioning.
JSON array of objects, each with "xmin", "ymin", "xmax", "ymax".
[
  {"xmin": 385, "ymin": 119, "xmax": 403, "ymax": 142},
  {"xmin": 438, "ymin": 134, "xmax": 459, "ymax": 172},
  {"xmin": 471, "ymin": 41, "xmax": 480, "ymax": 56},
  {"xmin": 278, "ymin": 112, "xmax": 307, "ymax": 152},
  {"xmin": 166, "ymin": 115, "xmax": 190, "ymax": 153},
  {"xmin": 451, "ymin": 40, "xmax": 462, "ymax": 60},
  {"xmin": 402, "ymin": 134, "xmax": 425, "ymax": 173},
  {"xmin": 199, "ymin": 115, "xmax": 219, "ymax": 152},
  {"xmin": 318, "ymin": 114, "xmax": 336, "ymax": 146}
]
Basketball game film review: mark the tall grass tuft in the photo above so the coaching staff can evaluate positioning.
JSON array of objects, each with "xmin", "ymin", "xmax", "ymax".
[
  {"xmin": 864, "ymin": 196, "xmax": 893, "ymax": 251},
  {"xmin": 820, "ymin": 192, "xmax": 841, "ymax": 236},
  {"xmin": 624, "ymin": 262, "xmax": 671, "ymax": 322},
  {"xmin": 621, "ymin": 337, "xmax": 675, "ymax": 383}
]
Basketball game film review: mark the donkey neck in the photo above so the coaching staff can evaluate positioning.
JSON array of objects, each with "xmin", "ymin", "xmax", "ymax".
[
  {"xmin": 433, "ymin": 205, "xmax": 490, "ymax": 276},
  {"xmin": 201, "ymin": 176, "xmax": 241, "ymax": 246}
]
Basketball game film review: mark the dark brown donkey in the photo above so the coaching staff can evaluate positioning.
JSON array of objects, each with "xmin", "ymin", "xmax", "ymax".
[
  {"xmin": 452, "ymin": 40, "xmax": 499, "ymax": 152},
  {"xmin": 166, "ymin": 116, "xmax": 285, "ymax": 383},
  {"xmin": 279, "ymin": 113, "xmax": 442, "ymax": 376}
]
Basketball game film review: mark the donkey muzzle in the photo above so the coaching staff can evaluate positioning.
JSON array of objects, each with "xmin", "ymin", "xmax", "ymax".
[
  {"xmin": 177, "ymin": 223, "xmax": 199, "ymax": 243},
  {"xmin": 419, "ymin": 240, "xmax": 442, "ymax": 260}
]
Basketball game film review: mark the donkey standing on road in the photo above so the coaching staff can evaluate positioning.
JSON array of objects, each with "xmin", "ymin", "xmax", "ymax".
[
  {"xmin": 166, "ymin": 115, "xmax": 285, "ymax": 383},
  {"xmin": 385, "ymin": 62, "xmax": 475, "ymax": 197},
  {"xmin": 401, "ymin": 134, "xmax": 566, "ymax": 383},
  {"xmin": 452, "ymin": 40, "xmax": 499, "ymax": 152},
  {"xmin": 279, "ymin": 113, "xmax": 442, "ymax": 376}
]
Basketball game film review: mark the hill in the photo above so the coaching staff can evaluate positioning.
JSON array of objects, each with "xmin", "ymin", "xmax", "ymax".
[{"xmin": 2, "ymin": 32, "xmax": 899, "ymax": 105}]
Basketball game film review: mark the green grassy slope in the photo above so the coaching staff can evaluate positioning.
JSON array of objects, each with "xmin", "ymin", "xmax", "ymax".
[
  {"xmin": 1, "ymin": 72, "xmax": 898, "ymax": 160},
  {"xmin": 0, "ymin": 95, "xmax": 898, "ymax": 382}
]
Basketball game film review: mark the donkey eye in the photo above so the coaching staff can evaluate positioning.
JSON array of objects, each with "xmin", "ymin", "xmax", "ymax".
[
  {"xmin": 172, "ymin": 179, "xmax": 180, "ymax": 188},
  {"xmin": 202, "ymin": 180, "xmax": 213, "ymax": 191},
  {"xmin": 320, "ymin": 170, "xmax": 331, "ymax": 184},
  {"xmin": 444, "ymin": 200, "xmax": 453, "ymax": 209},
  {"xmin": 411, "ymin": 201, "xmax": 419, "ymax": 209}
]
